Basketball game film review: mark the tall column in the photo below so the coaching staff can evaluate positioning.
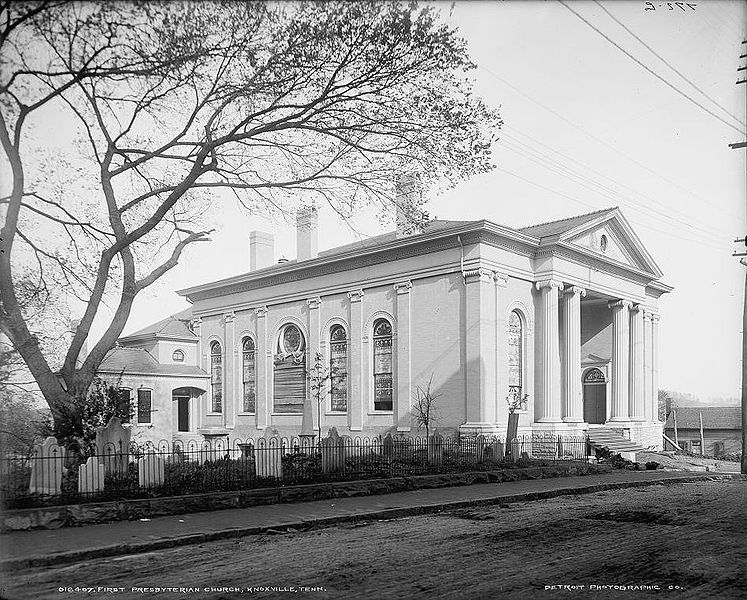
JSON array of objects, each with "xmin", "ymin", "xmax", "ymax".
[
  {"xmin": 254, "ymin": 306, "xmax": 269, "ymax": 429},
  {"xmin": 302, "ymin": 297, "xmax": 322, "ymax": 437},
  {"xmin": 629, "ymin": 305, "xmax": 645, "ymax": 421},
  {"xmin": 609, "ymin": 299, "xmax": 632, "ymax": 422},
  {"xmin": 643, "ymin": 310, "xmax": 653, "ymax": 421},
  {"xmin": 651, "ymin": 313, "xmax": 660, "ymax": 422},
  {"xmin": 347, "ymin": 289, "xmax": 364, "ymax": 432},
  {"xmin": 223, "ymin": 312, "xmax": 235, "ymax": 429},
  {"xmin": 463, "ymin": 268, "xmax": 497, "ymax": 429},
  {"xmin": 394, "ymin": 281, "xmax": 412, "ymax": 431},
  {"xmin": 191, "ymin": 317, "xmax": 203, "ymax": 429},
  {"xmin": 536, "ymin": 280, "xmax": 562, "ymax": 423},
  {"xmin": 562, "ymin": 286, "xmax": 585, "ymax": 422}
]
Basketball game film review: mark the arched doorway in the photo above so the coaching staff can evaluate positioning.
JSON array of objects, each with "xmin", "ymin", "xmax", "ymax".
[{"xmin": 583, "ymin": 368, "xmax": 607, "ymax": 424}]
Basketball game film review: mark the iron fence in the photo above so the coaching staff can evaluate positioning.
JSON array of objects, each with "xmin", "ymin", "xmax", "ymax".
[{"xmin": 0, "ymin": 434, "xmax": 590, "ymax": 509}]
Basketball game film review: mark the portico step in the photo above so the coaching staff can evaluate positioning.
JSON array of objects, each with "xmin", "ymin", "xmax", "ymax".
[{"xmin": 587, "ymin": 428, "xmax": 647, "ymax": 454}]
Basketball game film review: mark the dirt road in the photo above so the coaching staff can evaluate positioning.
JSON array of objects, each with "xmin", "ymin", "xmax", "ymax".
[{"xmin": 2, "ymin": 479, "xmax": 745, "ymax": 600}]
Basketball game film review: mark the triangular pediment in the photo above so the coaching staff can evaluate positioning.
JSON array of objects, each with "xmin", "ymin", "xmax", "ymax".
[{"xmin": 561, "ymin": 210, "xmax": 662, "ymax": 278}]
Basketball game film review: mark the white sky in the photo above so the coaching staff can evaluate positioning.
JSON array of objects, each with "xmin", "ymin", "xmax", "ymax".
[{"xmin": 14, "ymin": 1, "xmax": 747, "ymax": 401}]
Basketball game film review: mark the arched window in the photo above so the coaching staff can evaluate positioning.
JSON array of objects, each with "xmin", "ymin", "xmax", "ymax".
[
  {"xmin": 172, "ymin": 349, "xmax": 185, "ymax": 362},
  {"xmin": 373, "ymin": 318, "xmax": 393, "ymax": 411},
  {"xmin": 210, "ymin": 341, "xmax": 223, "ymax": 413},
  {"xmin": 242, "ymin": 337, "xmax": 256, "ymax": 413},
  {"xmin": 508, "ymin": 310, "xmax": 524, "ymax": 408},
  {"xmin": 273, "ymin": 323, "xmax": 306, "ymax": 413},
  {"xmin": 329, "ymin": 325, "xmax": 348, "ymax": 412}
]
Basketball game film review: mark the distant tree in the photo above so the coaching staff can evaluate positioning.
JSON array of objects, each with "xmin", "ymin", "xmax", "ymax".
[
  {"xmin": 413, "ymin": 374, "xmax": 441, "ymax": 438},
  {"xmin": 0, "ymin": 1, "xmax": 502, "ymax": 437}
]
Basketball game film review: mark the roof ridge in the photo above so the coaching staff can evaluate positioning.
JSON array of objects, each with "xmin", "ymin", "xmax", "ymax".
[{"xmin": 519, "ymin": 206, "xmax": 618, "ymax": 231}]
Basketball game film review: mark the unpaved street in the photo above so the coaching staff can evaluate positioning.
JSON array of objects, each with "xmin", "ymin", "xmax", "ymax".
[{"xmin": 2, "ymin": 479, "xmax": 745, "ymax": 600}]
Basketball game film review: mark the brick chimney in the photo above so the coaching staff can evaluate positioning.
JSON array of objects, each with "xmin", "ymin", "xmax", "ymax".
[
  {"xmin": 395, "ymin": 173, "xmax": 424, "ymax": 238},
  {"xmin": 296, "ymin": 206, "xmax": 318, "ymax": 261},
  {"xmin": 249, "ymin": 231, "xmax": 274, "ymax": 271}
]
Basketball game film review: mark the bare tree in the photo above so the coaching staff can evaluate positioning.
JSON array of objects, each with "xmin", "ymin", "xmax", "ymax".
[
  {"xmin": 413, "ymin": 374, "xmax": 441, "ymax": 438},
  {"xmin": 0, "ymin": 1, "xmax": 501, "ymax": 434}
]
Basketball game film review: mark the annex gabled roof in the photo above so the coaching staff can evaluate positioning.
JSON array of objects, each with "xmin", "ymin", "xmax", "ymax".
[
  {"xmin": 98, "ymin": 346, "xmax": 208, "ymax": 378},
  {"xmin": 119, "ymin": 307, "xmax": 195, "ymax": 342},
  {"xmin": 664, "ymin": 407, "xmax": 741, "ymax": 430}
]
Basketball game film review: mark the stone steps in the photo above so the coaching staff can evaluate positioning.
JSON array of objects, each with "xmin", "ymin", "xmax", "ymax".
[{"xmin": 587, "ymin": 428, "xmax": 647, "ymax": 455}]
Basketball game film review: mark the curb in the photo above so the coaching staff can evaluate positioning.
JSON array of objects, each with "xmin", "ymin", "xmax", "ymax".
[{"xmin": 2, "ymin": 473, "xmax": 741, "ymax": 571}]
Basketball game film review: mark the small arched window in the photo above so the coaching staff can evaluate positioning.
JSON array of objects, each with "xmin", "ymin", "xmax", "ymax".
[
  {"xmin": 172, "ymin": 349, "xmax": 185, "ymax": 362},
  {"xmin": 242, "ymin": 337, "xmax": 256, "ymax": 413},
  {"xmin": 329, "ymin": 325, "xmax": 348, "ymax": 412},
  {"xmin": 373, "ymin": 318, "xmax": 393, "ymax": 411},
  {"xmin": 508, "ymin": 310, "xmax": 524, "ymax": 408},
  {"xmin": 210, "ymin": 341, "xmax": 223, "ymax": 413},
  {"xmin": 273, "ymin": 324, "xmax": 306, "ymax": 413}
]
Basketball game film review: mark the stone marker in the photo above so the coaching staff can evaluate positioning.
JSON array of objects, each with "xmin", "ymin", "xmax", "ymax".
[
  {"xmin": 474, "ymin": 434, "xmax": 486, "ymax": 463},
  {"xmin": 255, "ymin": 428, "xmax": 282, "ymax": 478},
  {"xmin": 382, "ymin": 433, "xmax": 394, "ymax": 460},
  {"xmin": 95, "ymin": 417, "xmax": 131, "ymax": 476},
  {"xmin": 427, "ymin": 431, "xmax": 444, "ymax": 466},
  {"xmin": 78, "ymin": 456, "xmax": 105, "ymax": 494},
  {"xmin": 321, "ymin": 427, "xmax": 345, "ymax": 473},
  {"xmin": 138, "ymin": 452, "xmax": 165, "ymax": 488},
  {"xmin": 29, "ymin": 437, "xmax": 66, "ymax": 495}
]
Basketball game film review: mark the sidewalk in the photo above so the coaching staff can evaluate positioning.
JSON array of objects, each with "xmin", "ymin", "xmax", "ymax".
[{"xmin": 0, "ymin": 470, "xmax": 740, "ymax": 570}]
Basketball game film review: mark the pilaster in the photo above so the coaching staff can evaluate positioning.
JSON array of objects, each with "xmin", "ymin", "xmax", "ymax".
[
  {"xmin": 643, "ymin": 310, "xmax": 653, "ymax": 421},
  {"xmin": 609, "ymin": 299, "xmax": 632, "ymax": 422},
  {"xmin": 302, "ymin": 297, "xmax": 322, "ymax": 437},
  {"xmin": 222, "ymin": 312, "xmax": 235, "ymax": 428},
  {"xmin": 394, "ymin": 281, "xmax": 412, "ymax": 431},
  {"xmin": 254, "ymin": 306, "xmax": 269, "ymax": 429},
  {"xmin": 462, "ymin": 268, "xmax": 497, "ymax": 430},
  {"xmin": 651, "ymin": 313, "xmax": 660, "ymax": 423},
  {"xmin": 562, "ymin": 286, "xmax": 585, "ymax": 423},
  {"xmin": 536, "ymin": 280, "xmax": 563, "ymax": 423},
  {"xmin": 190, "ymin": 317, "xmax": 203, "ymax": 429},
  {"xmin": 347, "ymin": 289, "xmax": 364, "ymax": 432}
]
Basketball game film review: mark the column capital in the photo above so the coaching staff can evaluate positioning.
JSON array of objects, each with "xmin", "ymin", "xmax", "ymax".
[
  {"xmin": 222, "ymin": 312, "xmax": 235, "ymax": 324},
  {"xmin": 393, "ymin": 280, "xmax": 412, "ymax": 294},
  {"xmin": 563, "ymin": 285, "xmax": 586, "ymax": 297},
  {"xmin": 651, "ymin": 313, "xmax": 661, "ymax": 324},
  {"xmin": 347, "ymin": 289, "xmax": 364, "ymax": 303},
  {"xmin": 254, "ymin": 305, "xmax": 268, "ymax": 318},
  {"xmin": 306, "ymin": 296, "xmax": 322, "ymax": 309},
  {"xmin": 493, "ymin": 272, "xmax": 509, "ymax": 287},
  {"xmin": 190, "ymin": 317, "xmax": 202, "ymax": 329},
  {"xmin": 609, "ymin": 299, "xmax": 633, "ymax": 310},
  {"xmin": 464, "ymin": 267, "xmax": 493, "ymax": 283},
  {"xmin": 642, "ymin": 309, "xmax": 656, "ymax": 321},
  {"xmin": 535, "ymin": 279, "xmax": 563, "ymax": 291}
]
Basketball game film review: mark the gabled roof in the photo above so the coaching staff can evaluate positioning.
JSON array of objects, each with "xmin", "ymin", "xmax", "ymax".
[
  {"xmin": 98, "ymin": 346, "xmax": 208, "ymax": 378},
  {"xmin": 120, "ymin": 307, "xmax": 195, "ymax": 342},
  {"xmin": 664, "ymin": 407, "xmax": 741, "ymax": 430},
  {"xmin": 519, "ymin": 207, "xmax": 618, "ymax": 238}
]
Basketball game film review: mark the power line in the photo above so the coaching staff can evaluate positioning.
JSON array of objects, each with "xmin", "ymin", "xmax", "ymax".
[
  {"xmin": 558, "ymin": 1, "xmax": 745, "ymax": 135},
  {"xmin": 593, "ymin": 0, "xmax": 745, "ymax": 128}
]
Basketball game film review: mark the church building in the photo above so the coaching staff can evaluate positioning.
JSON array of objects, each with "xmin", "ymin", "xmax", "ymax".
[{"xmin": 99, "ymin": 204, "xmax": 671, "ymax": 450}]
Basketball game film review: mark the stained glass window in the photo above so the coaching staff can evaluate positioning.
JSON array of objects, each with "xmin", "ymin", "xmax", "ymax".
[
  {"xmin": 373, "ymin": 318, "xmax": 393, "ymax": 411},
  {"xmin": 137, "ymin": 389, "xmax": 152, "ymax": 423},
  {"xmin": 242, "ymin": 337, "xmax": 256, "ymax": 413},
  {"xmin": 210, "ymin": 341, "xmax": 223, "ymax": 413},
  {"xmin": 508, "ymin": 310, "xmax": 523, "ymax": 406},
  {"xmin": 330, "ymin": 325, "xmax": 348, "ymax": 412},
  {"xmin": 274, "ymin": 324, "xmax": 306, "ymax": 413}
]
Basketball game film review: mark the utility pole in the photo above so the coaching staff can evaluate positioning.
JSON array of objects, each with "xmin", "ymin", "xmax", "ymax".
[{"xmin": 732, "ymin": 40, "xmax": 747, "ymax": 474}]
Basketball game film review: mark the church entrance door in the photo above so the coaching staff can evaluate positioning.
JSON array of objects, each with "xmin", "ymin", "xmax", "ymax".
[{"xmin": 583, "ymin": 368, "xmax": 607, "ymax": 424}]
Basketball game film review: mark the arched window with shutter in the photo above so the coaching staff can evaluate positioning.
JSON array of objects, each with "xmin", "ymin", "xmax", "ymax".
[
  {"xmin": 508, "ymin": 310, "xmax": 524, "ymax": 408},
  {"xmin": 242, "ymin": 337, "xmax": 256, "ymax": 413},
  {"xmin": 373, "ymin": 318, "xmax": 393, "ymax": 411},
  {"xmin": 329, "ymin": 325, "xmax": 348, "ymax": 412},
  {"xmin": 273, "ymin": 323, "xmax": 306, "ymax": 413},
  {"xmin": 210, "ymin": 341, "xmax": 223, "ymax": 413}
]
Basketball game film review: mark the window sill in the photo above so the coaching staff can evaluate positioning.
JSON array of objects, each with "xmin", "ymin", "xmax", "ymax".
[
  {"xmin": 367, "ymin": 411, "xmax": 394, "ymax": 416},
  {"xmin": 270, "ymin": 412, "xmax": 303, "ymax": 417},
  {"xmin": 206, "ymin": 412, "xmax": 223, "ymax": 416},
  {"xmin": 238, "ymin": 412, "xmax": 256, "ymax": 416},
  {"xmin": 136, "ymin": 422, "xmax": 152, "ymax": 426},
  {"xmin": 324, "ymin": 411, "xmax": 348, "ymax": 416}
]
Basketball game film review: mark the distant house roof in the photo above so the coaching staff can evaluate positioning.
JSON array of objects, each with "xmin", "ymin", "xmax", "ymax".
[
  {"xmin": 518, "ymin": 207, "xmax": 618, "ymax": 238},
  {"xmin": 664, "ymin": 407, "xmax": 742, "ymax": 430},
  {"xmin": 98, "ymin": 346, "xmax": 208, "ymax": 378},
  {"xmin": 119, "ymin": 307, "xmax": 195, "ymax": 342}
]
